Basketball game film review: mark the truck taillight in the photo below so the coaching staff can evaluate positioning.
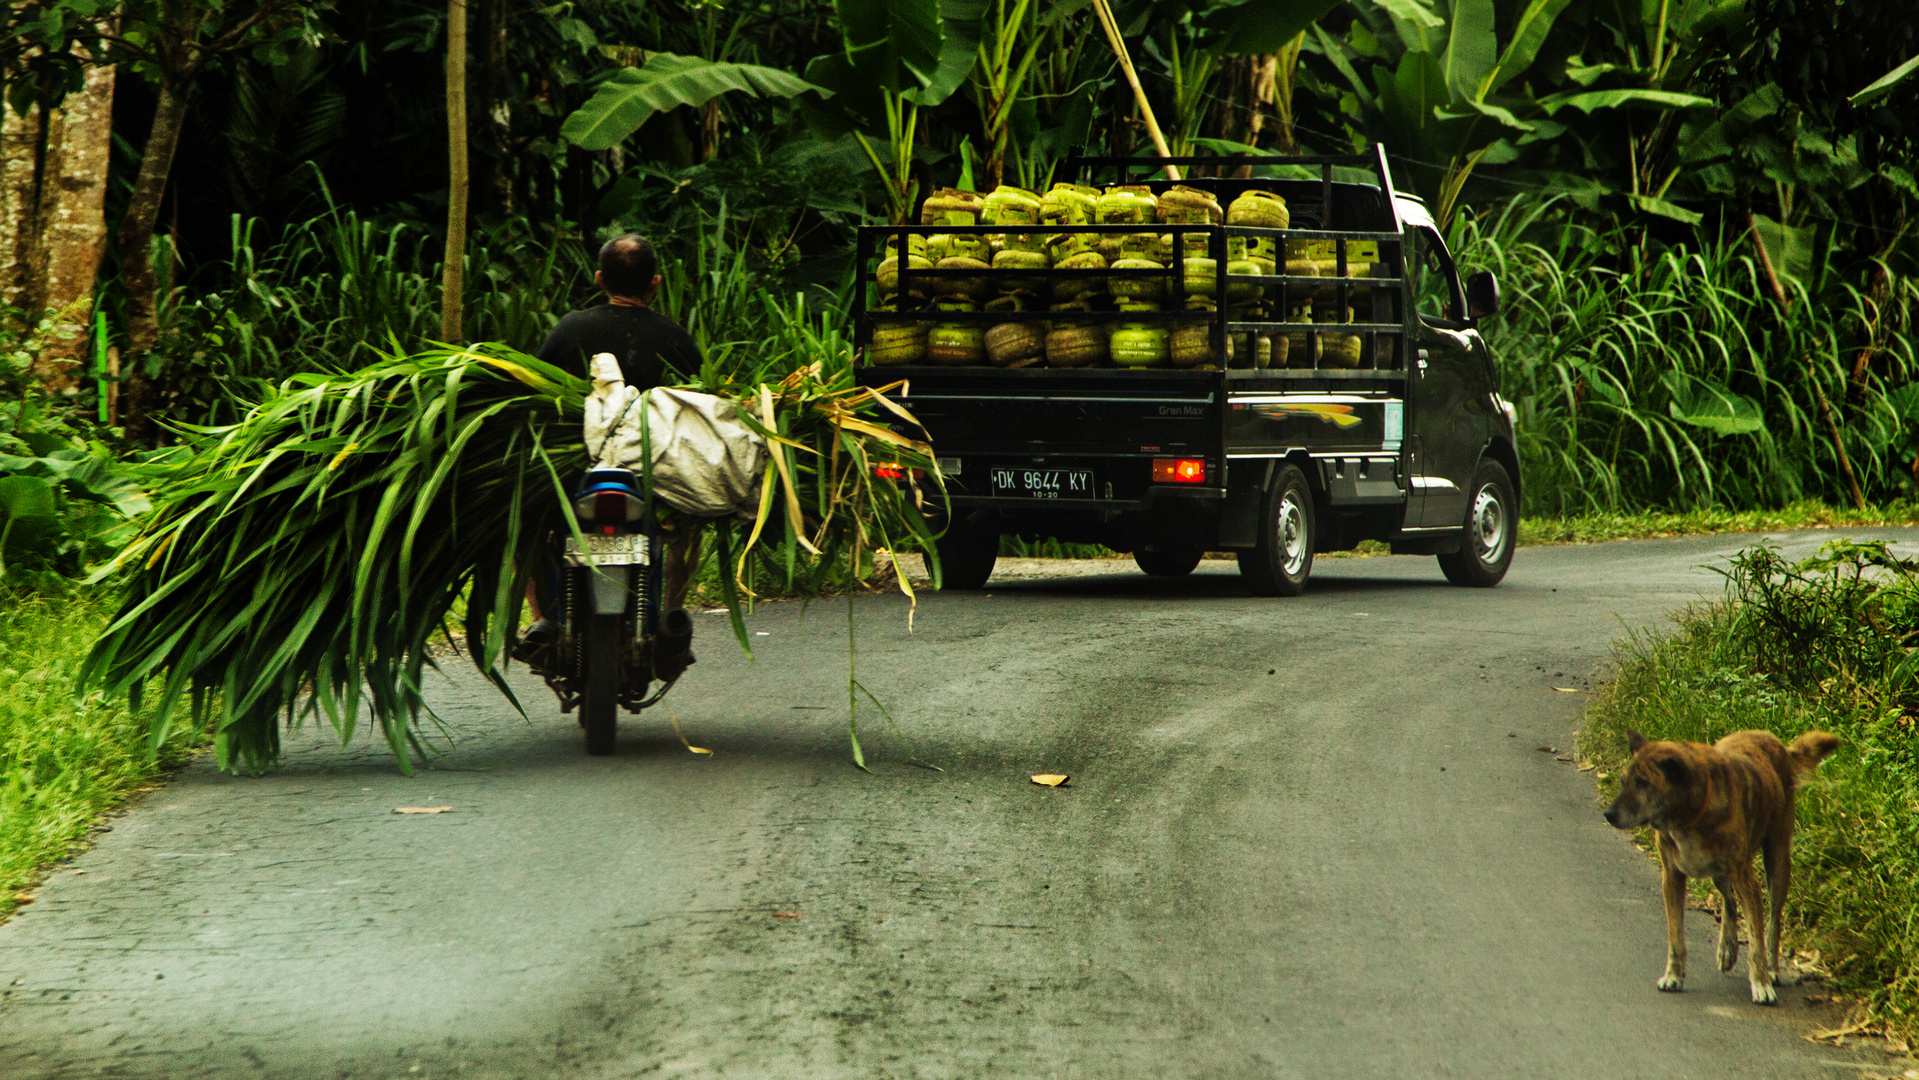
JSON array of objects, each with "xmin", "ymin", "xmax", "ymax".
[
  {"xmin": 873, "ymin": 463, "xmax": 922, "ymax": 481},
  {"xmin": 1153, "ymin": 458, "xmax": 1207, "ymax": 484}
]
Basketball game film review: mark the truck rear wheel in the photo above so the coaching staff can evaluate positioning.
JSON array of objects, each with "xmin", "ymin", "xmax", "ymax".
[
  {"xmin": 1134, "ymin": 547, "xmax": 1203, "ymax": 577},
  {"xmin": 927, "ymin": 515, "xmax": 998, "ymax": 590},
  {"xmin": 1437, "ymin": 460, "xmax": 1516, "ymax": 587},
  {"xmin": 1238, "ymin": 464, "xmax": 1314, "ymax": 597}
]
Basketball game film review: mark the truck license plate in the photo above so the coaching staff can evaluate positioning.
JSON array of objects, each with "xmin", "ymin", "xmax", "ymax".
[
  {"xmin": 990, "ymin": 468, "xmax": 1095, "ymax": 499},
  {"xmin": 563, "ymin": 533, "xmax": 651, "ymax": 567}
]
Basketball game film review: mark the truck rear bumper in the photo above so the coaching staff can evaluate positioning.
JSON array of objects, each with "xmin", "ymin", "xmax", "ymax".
[{"xmin": 949, "ymin": 484, "xmax": 1227, "ymax": 512}]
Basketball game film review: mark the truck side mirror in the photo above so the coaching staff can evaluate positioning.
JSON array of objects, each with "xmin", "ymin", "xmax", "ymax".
[{"xmin": 1466, "ymin": 271, "xmax": 1500, "ymax": 319}]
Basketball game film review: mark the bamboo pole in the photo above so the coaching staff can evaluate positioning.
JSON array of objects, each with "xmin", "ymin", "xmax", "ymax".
[
  {"xmin": 442, "ymin": 0, "xmax": 469, "ymax": 343},
  {"xmin": 1089, "ymin": 0, "xmax": 1180, "ymax": 181}
]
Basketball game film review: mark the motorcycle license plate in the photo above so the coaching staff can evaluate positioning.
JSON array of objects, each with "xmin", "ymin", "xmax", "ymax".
[
  {"xmin": 564, "ymin": 533, "xmax": 650, "ymax": 567},
  {"xmin": 990, "ymin": 467, "xmax": 1095, "ymax": 499}
]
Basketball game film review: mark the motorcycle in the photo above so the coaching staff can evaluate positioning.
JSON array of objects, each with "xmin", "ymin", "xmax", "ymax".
[{"xmin": 527, "ymin": 466, "xmax": 694, "ymax": 755}]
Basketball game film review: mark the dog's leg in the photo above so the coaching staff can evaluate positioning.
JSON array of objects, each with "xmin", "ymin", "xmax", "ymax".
[
  {"xmin": 1764, "ymin": 831, "xmax": 1795, "ymax": 985},
  {"xmin": 1656, "ymin": 831, "xmax": 1687, "ymax": 992},
  {"xmin": 1731, "ymin": 865, "xmax": 1776, "ymax": 1004},
  {"xmin": 1714, "ymin": 876, "xmax": 1740, "ymax": 974}
]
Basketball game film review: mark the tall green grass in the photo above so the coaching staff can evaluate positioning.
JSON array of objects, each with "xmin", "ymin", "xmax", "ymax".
[
  {"xmin": 0, "ymin": 588, "xmax": 200, "ymax": 910},
  {"xmin": 1455, "ymin": 199, "xmax": 1919, "ymax": 516},
  {"xmin": 148, "ymin": 199, "xmax": 840, "ymax": 430},
  {"xmin": 1580, "ymin": 541, "xmax": 1919, "ymax": 1036},
  {"xmin": 154, "ymin": 209, "xmax": 598, "ymax": 423}
]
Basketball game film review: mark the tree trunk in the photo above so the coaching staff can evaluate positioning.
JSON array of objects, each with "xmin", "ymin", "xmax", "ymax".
[
  {"xmin": 1232, "ymin": 54, "xmax": 1278, "ymax": 178},
  {"xmin": 0, "ymin": 103, "xmax": 41, "ymax": 313},
  {"xmin": 701, "ymin": 100, "xmax": 721, "ymax": 161},
  {"xmin": 35, "ymin": 61, "xmax": 116, "ymax": 392},
  {"xmin": 470, "ymin": 0, "xmax": 511, "ymax": 215},
  {"xmin": 443, "ymin": 0, "xmax": 469, "ymax": 343},
  {"xmin": 116, "ymin": 78, "xmax": 191, "ymax": 440},
  {"xmin": 1211, "ymin": 56, "xmax": 1247, "ymax": 152},
  {"xmin": 1847, "ymin": 261, "xmax": 1889, "ymax": 406}
]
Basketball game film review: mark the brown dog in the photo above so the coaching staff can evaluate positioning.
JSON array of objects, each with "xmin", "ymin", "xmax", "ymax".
[{"xmin": 1603, "ymin": 728, "xmax": 1840, "ymax": 1003}]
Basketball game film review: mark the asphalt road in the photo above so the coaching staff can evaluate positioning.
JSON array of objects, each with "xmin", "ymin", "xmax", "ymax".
[{"xmin": 5, "ymin": 531, "xmax": 1918, "ymax": 1080}]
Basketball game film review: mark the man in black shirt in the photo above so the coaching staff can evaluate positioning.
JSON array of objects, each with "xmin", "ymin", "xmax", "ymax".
[
  {"xmin": 536, "ymin": 233, "xmax": 704, "ymax": 386},
  {"xmin": 524, "ymin": 234, "xmax": 705, "ymax": 656}
]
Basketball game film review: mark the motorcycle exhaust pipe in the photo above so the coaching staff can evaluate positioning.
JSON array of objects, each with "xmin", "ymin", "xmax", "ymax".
[{"xmin": 651, "ymin": 607, "xmax": 695, "ymax": 681}]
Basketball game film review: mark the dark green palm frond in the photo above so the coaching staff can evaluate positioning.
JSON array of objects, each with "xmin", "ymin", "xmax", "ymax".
[
  {"xmin": 81, "ymin": 345, "xmax": 586, "ymax": 774},
  {"xmin": 80, "ymin": 343, "xmax": 943, "ymax": 774}
]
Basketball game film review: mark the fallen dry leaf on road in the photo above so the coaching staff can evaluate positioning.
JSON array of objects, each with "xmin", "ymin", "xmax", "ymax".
[
  {"xmin": 394, "ymin": 806, "xmax": 453, "ymax": 815},
  {"xmin": 1030, "ymin": 774, "xmax": 1069, "ymax": 787},
  {"xmin": 665, "ymin": 712, "xmax": 712, "ymax": 755},
  {"xmin": 1806, "ymin": 1016, "xmax": 1880, "ymax": 1043},
  {"xmin": 773, "ymin": 911, "xmax": 803, "ymax": 919},
  {"xmin": 13, "ymin": 894, "xmax": 35, "ymax": 905},
  {"xmin": 1536, "ymin": 746, "xmax": 1556, "ymax": 753},
  {"xmin": 1553, "ymin": 686, "xmax": 1580, "ymax": 693}
]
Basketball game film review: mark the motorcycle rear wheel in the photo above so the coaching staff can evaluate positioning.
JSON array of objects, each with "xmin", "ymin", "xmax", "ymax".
[{"xmin": 582, "ymin": 613, "xmax": 621, "ymax": 755}]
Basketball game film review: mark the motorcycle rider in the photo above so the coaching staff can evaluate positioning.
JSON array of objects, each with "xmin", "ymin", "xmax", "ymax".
[{"xmin": 523, "ymin": 234, "xmax": 704, "ymax": 649}]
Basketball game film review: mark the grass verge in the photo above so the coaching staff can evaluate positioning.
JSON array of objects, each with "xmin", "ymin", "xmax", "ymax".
[
  {"xmin": 1522, "ymin": 500, "xmax": 1919, "ymax": 546},
  {"xmin": 0, "ymin": 588, "xmax": 203, "ymax": 917},
  {"xmin": 919, "ymin": 501, "xmax": 1919, "ymax": 564},
  {"xmin": 1576, "ymin": 541, "xmax": 1919, "ymax": 1039}
]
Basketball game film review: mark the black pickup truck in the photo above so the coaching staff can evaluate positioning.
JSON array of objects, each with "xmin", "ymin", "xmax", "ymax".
[{"xmin": 852, "ymin": 147, "xmax": 1518, "ymax": 594}]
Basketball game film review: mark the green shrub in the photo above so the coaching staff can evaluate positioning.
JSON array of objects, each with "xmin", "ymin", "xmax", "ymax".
[{"xmin": 0, "ymin": 309, "xmax": 151, "ymax": 583}]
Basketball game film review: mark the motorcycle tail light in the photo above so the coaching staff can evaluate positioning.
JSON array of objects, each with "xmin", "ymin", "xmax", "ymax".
[{"xmin": 593, "ymin": 491, "xmax": 628, "ymax": 523}]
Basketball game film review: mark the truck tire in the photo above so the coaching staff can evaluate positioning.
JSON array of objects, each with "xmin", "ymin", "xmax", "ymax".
[
  {"xmin": 1238, "ymin": 464, "xmax": 1314, "ymax": 597},
  {"xmin": 1134, "ymin": 547, "xmax": 1203, "ymax": 577},
  {"xmin": 927, "ymin": 516, "xmax": 998, "ymax": 590},
  {"xmin": 1437, "ymin": 459, "xmax": 1516, "ymax": 587}
]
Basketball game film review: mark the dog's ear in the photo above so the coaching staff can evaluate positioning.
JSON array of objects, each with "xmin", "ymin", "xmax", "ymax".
[
  {"xmin": 1627, "ymin": 730, "xmax": 1647, "ymax": 753},
  {"xmin": 1656, "ymin": 755, "xmax": 1691, "ymax": 787}
]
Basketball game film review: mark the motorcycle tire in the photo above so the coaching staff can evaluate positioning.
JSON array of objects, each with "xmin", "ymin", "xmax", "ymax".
[{"xmin": 582, "ymin": 613, "xmax": 621, "ymax": 755}]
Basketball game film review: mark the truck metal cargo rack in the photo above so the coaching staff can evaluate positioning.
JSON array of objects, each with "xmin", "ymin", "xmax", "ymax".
[{"xmin": 851, "ymin": 145, "xmax": 1410, "ymax": 384}]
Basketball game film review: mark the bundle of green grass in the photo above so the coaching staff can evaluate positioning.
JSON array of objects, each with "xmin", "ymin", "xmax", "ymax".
[{"xmin": 80, "ymin": 345, "xmax": 942, "ymax": 773}]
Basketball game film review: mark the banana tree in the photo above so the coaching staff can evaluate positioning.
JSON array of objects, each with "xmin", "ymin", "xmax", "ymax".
[
  {"xmin": 971, "ymin": 0, "xmax": 1045, "ymax": 189},
  {"xmin": 560, "ymin": 53, "xmax": 829, "ymax": 152},
  {"xmin": 1312, "ymin": 0, "xmax": 1586, "ymax": 225},
  {"xmin": 1118, "ymin": 0, "xmax": 1344, "ymax": 169},
  {"xmin": 1010, "ymin": 2, "xmax": 1105, "ymax": 189},
  {"xmin": 804, "ymin": 0, "xmax": 980, "ymax": 222}
]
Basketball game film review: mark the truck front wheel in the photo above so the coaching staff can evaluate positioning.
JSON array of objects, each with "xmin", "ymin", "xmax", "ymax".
[
  {"xmin": 927, "ymin": 515, "xmax": 998, "ymax": 590},
  {"xmin": 1437, "ymin": 460, "xmax": 1516, "ymax": 587},
  {"xmin": 1238, "ymin": 464, "xmax": 1314, "ymax": 597}
]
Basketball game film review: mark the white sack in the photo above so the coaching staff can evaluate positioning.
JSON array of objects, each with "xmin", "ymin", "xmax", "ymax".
[{"xmin": 583, "ymin": 352, "xmax": 768, "ymax": 519}]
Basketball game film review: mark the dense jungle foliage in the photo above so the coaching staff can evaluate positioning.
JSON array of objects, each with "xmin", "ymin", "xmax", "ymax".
[{"xmin": 0, "ymin": 0, "xmax": 1916, "ymax": 578}]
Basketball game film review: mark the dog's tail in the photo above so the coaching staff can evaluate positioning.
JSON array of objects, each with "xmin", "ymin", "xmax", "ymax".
[{"xmin": 1786, "ymin": 730, "xmax": 1842, "ymax": 780}]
